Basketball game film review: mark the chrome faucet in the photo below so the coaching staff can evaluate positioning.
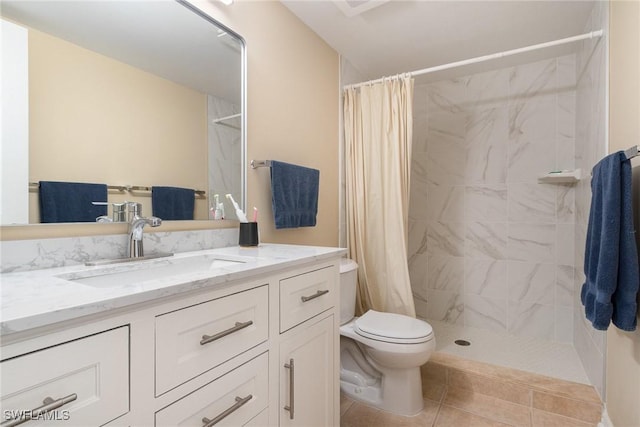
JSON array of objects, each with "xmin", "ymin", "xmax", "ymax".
[{"xmin": 127, "ymin": 202, "xmax": 162, "ymax": 258}]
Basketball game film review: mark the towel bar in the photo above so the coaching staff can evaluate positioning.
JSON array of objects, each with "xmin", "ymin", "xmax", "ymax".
[
  {"xmin": 126, "ymin": 186, "xmax": 206, "ymax": 198},
  {"xmin": 589, "ymin": 145, "xmax": 640, "ymax": 177},
  {"xmin": 28, "ymin": 182, "xmax": 206, "ymax": 198},
  {"xmin": 29, "ymin": 182, "xmax": 127, "ymax": 192},
  {"xmin": 624, "ymin": 145, "xmax": 639, "ymax": 160},
  {"xmin": 251, "ymin": 160, "xmax": 272, "ymax": 169}
]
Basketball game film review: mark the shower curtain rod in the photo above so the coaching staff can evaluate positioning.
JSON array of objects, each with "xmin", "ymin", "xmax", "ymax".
[{"xmin": 344, "ymin": 30, "xmax": 604, "ymax": 90}]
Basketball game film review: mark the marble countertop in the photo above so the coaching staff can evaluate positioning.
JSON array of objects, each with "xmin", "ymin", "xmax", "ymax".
[{"xmin": 0, "ymin": 243, "xmax": 346, "ymax": 336}]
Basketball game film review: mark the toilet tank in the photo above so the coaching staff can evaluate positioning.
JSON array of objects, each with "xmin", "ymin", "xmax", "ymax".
[{"xmin": 339, "ymin": 258, "xmax": 358, "ymax": 325}]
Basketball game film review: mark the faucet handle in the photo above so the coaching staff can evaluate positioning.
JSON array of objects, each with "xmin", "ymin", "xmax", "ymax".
[
  {"xmin": 127, "ymin": 202, "xmax": 142, "ymax": 221},
  {"xmin": 112, "ymin": 202, "xmax": 127, "ymax": 222},
  {"xmin": 92, "ymin": 201, "xmax": 129, "ymax": 222}
]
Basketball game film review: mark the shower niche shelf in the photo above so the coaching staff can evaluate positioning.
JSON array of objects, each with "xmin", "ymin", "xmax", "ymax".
[
  {"xmin": 538, "ymin": 169, "xmax": 582, "ymax": 184},
  {"xmin": 211, "ymin": 113, "xmax": 241, "ymax": 130}
]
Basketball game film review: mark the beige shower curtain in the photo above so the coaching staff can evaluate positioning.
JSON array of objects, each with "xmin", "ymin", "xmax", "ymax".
[{"xmin": 343, "ymin": 76, "xmax": 416, "ymax": 317}]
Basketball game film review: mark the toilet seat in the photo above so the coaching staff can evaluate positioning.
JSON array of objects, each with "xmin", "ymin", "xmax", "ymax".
[{"xmin": 354, "ymin": 310, "xmax": 433, "ymax": 344}]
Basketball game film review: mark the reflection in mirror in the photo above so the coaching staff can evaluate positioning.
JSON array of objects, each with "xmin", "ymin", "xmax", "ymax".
[{"xmin": 0, "ymin": 0, "xmax": 245, "ymax": 225}]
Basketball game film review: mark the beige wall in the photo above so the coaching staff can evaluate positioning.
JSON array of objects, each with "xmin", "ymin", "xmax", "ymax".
[
  {"xmin": 606, "ymin": 1, "xmax": 640, "ymax": 426},
  {"xmin": 3, "ymin": 2, "xmax": 340, "ymax": 246},
  {"xmin": 27, "ymin": 27, "xmax": 209, "ymax": 223},
  {"xmin": 191, "ymin": 0, "xmax": 340, "ymax": 247}
]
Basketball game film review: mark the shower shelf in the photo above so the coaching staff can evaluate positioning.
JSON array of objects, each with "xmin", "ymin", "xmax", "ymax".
[
  {"xmin": 212, "ymin": 113, "xmax": 241, "ymax": 130},
  {"xmin": 538, "ymin": 169, "xmax": 582, "ymax": 184}
]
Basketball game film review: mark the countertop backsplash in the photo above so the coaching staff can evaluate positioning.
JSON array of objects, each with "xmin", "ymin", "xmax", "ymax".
[{"xmin": 0, "ymin": 228, "xmax": 239, "ymax": 274}]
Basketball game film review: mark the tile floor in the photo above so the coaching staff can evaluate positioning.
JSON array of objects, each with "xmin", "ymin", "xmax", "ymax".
[{"xmin": 340, "ymin": 353, "xmax": 602, "ymax": 427}]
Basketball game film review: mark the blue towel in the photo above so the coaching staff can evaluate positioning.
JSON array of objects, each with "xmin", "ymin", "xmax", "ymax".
[
  {"xmin": 151, "ymin": 186, "xmax": 194, "ymax": 221},
  {"xmin": 39, "ymin": 181, "xmax": 108, "ymax": 223},
  {"xmin": 270, "ymin": 160, "xmax": 319, "ymax": 229},
  {"xmin": 581, "ymin": 151, "xmax": 640, "ymax": 331}
]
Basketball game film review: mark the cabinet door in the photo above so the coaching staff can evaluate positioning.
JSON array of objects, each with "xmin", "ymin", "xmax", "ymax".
[{"xmin": 279, "ymin": 315, "xmax": 334, "ymax": 427}]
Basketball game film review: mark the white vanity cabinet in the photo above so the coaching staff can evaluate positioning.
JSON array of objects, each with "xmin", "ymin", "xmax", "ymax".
[
  {"xmin": 0, "ymin": 245, "xmax": 343, "ymax": 427},
  {"xmin": 277, "ymin": 265, "xmax": 339, "ymax": 426}
]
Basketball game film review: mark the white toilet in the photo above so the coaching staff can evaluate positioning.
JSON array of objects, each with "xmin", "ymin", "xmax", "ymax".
[{"xmin": 339, "ymin": 258, "xmax": 435, "ymax": 416}]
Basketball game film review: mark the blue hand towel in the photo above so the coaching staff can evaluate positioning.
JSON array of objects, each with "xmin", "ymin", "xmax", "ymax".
[
  {"xmin": 270, "ymin": 160, "xmax": 319, "ymax": 229},
  {"xmin": 152, "ymin": 186, "xmax": 195, "ymax": 221},
  {"xmin": 39, "ymin": 181, "xmax": 108, "ymax": 223},
  {"xmin": 581, "ymin": 151, "xmax": 640, "ymax": 331}
]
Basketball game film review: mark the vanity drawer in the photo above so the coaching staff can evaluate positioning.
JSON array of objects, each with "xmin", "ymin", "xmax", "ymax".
[
  {"xmin": 155, "ymin": 285, "xmax": 268, "ymax": 395},
  {"xmin": 0, "ymin": 326, "xmax": 129, "ymax": 427},
  {"xmin": 155, "ymin": 352, "xmax": 268, "ymax": 427},
  {"xmin": 279, "ymin": 265, "xmax": 336, "ymax": 332}
]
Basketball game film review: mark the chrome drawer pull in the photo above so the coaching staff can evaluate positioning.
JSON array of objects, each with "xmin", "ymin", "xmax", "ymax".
[
  {"xmin": 201, "ymin": 394, "xmax": 252, "ymax": 426},
  {"xmin": 284, "ymin": 358, "xmax": 295, "ymax": 420},
  {"xmin": 200, "ymin": 320, "xmax": 253, "ymax": 345},
  {"xmin": 300, "ymin": 289, "xmax": 329, "ymax": 303},
  {"xmin": 2, "ymin": 393, "xmax": 77, "ymax": 427}
]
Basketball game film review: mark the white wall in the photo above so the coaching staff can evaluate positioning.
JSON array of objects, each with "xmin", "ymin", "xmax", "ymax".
[{"xmin": 1, "ymin": 19, "xmax": 29, "ymax": 225}]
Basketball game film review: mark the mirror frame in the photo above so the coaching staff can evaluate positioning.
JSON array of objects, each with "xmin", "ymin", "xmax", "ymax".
[{"xmin": 0, "ymin": 0, "xmax": 247, "ymax": 233}]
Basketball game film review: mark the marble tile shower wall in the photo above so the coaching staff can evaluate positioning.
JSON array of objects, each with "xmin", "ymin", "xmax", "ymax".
[
  {"xmin": 408, "ymin": 55, "xmax": 577, "ymax": 343},
  {"xmin": 573, "ymin": 0, "xmax": 608, "ymax": 399}
]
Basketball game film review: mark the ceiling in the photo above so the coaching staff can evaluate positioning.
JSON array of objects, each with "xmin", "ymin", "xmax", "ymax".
[{"xmin": 281, "ymin": 0, "xmax": 597, "ymax": 83}]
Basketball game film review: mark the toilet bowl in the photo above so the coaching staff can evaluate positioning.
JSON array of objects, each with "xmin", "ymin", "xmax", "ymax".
[{"xmin": 339, "ymin": 259, "xmax": 435, "ymax": 416}]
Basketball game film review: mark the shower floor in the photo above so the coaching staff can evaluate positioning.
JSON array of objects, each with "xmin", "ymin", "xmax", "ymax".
[{"xmin": 427, "ymin": 319, "xmax": 591, "ymax": 385}]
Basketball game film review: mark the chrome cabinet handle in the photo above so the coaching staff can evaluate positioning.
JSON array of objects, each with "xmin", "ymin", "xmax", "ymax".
[
  {"xmin": 2, "ymin": 393, "xmax": 77, "ymax": 427},
  {"xmin": 300, "ymin": 289, "xmax": 329, "ymax": 303},
  {"xmin": 200, "ymin": 320, "xmax": 253, "ymax": 345},
  {"xmin": 201, "ymin": 394, "xmax": 252, "ymax": 427},
  {"xmin": 284, "ymin": 358, "xmax": 295, "ymax": 420}
]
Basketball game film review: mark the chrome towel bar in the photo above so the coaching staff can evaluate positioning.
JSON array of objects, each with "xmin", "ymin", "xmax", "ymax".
[
  {"xmin": 28, "ymin": 182, "xmax": 206, "ymax": 198},
  {"xmin": 250, "ymin": 160, "xmax": 271, "ymax": 169}
]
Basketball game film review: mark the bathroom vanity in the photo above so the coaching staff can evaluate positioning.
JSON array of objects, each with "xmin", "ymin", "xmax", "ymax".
[{"xmin": 0, "ymin": 244, "xmax": 345, "ymax": 426}]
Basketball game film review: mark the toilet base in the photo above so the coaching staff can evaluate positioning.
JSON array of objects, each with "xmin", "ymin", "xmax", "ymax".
[
  {"xmin": 340, "ymin": 378, "xmax": 382, "ymax": 408},
  {"xmin": 340, "ymin": 366, "xmax": 425, "ymax": 416}
]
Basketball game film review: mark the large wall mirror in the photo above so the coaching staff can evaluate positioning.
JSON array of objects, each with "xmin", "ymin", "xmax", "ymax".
[{"xmin": 0, "ymin": 0, "xmax": 245, "ymax": 225}]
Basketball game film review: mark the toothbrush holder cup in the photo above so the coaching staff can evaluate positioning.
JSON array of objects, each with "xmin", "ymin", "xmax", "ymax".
[{"xmin": 239, "ymin": 222, "xmax": 259, "ymax": 246}]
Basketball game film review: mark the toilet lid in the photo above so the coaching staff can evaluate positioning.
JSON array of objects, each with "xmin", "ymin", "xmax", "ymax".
[{"xmin": 354, "ymin": 310, "xmax": 433, "ymax": 344}]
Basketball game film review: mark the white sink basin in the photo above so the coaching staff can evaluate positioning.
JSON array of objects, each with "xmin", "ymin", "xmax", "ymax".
[{"xmin": 60, "ymin": 255, "xmax": 245, "ymax": 288}]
